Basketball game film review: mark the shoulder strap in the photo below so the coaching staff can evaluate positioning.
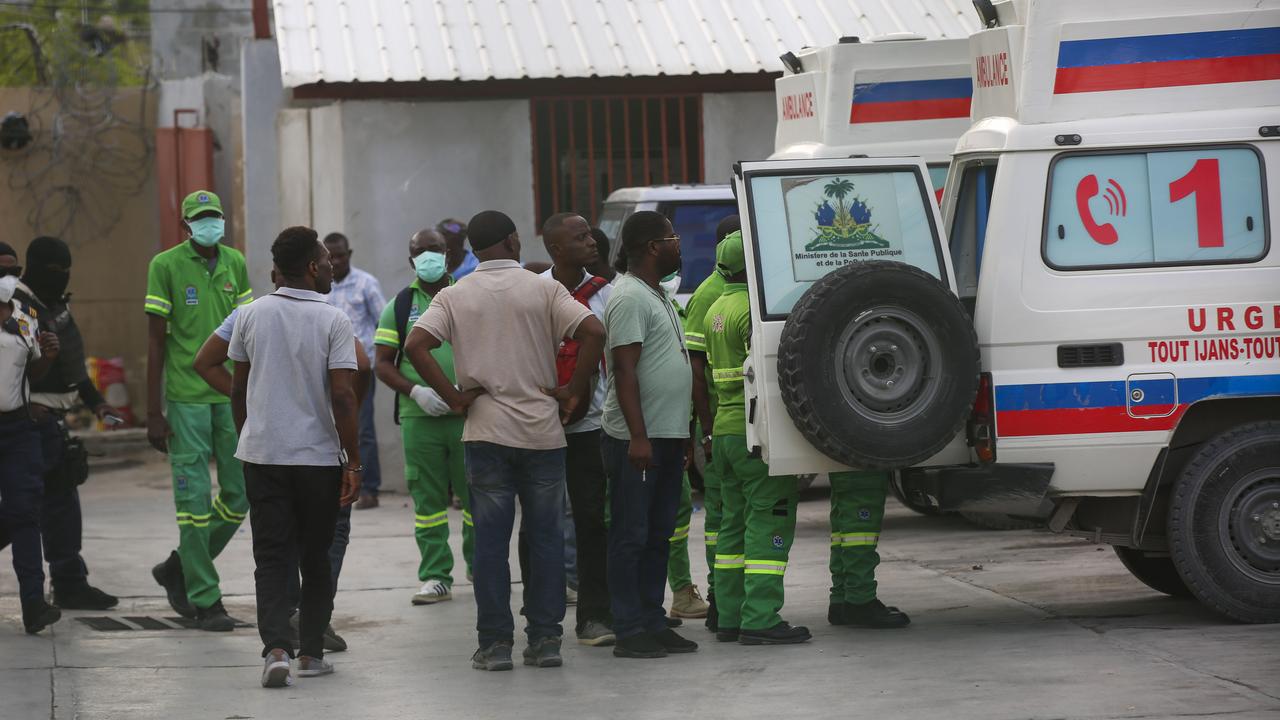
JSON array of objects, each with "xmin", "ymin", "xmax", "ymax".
[
  {"xmin": 391, "ymin": 285, "xmax": 416, "ymax": 426},
  {"xmin": 571, "ymin": 276, "xmax": 609, "ymax": 305}
]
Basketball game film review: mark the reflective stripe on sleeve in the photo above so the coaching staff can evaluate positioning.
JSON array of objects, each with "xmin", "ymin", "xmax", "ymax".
[
  {"xmin": 145, "ymin": 295, "xmax": 172, "ymax": 316},
  {"xmin": 235, "ymin": 290, "xmax": 254, "ymax": 307},
  {"xmin": 374, "ymin": 328, "xmax": 400, "ymax": 346},
  {"xmin": 712, "ymin": 367, "xmax": 744, "ymax": 383}
]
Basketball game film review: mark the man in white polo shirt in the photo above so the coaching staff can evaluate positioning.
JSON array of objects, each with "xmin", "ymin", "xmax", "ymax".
[{"xmin": 228, "ymin": 226, "xmax": 361, "ymax": 688}]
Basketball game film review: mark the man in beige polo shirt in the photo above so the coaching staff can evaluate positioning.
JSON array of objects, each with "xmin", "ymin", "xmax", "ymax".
[{"xmin": 403, "ymin": 210, "xmax": 605, "ymax": 672}]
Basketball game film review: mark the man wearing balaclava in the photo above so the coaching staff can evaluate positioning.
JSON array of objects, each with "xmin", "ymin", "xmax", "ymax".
[
  {"xmin": 17, "ymin": 236, "xmax": 121, "ymax": 610},
  {"xmin": 143, "ymin": 190, "xmax": 253, "ymax": 632}
]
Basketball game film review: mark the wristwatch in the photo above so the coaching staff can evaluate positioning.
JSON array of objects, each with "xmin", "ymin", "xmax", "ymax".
[{"xmin": 701, "ymin": 434, "xmax": 713, "ymax": 445}]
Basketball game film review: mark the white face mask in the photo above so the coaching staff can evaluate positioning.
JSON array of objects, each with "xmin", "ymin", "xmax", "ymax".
[
  {"xmin": 660, "ymin": 273, "xmax": 682, "ymax": 297},
  {"xmin": 0, "ymin": 275, "xmax": 17, "ymax": 303}
]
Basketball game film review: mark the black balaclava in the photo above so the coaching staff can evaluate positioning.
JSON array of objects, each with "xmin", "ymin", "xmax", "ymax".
[{"xmin": 23, "ymin": 235, "xmax": 72, "ymax": 302}]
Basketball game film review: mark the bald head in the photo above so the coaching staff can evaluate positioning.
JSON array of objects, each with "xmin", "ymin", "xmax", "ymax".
[
  {"xmin": 411, "ymin": 229, "xmax": 446, "ymax": 256},
  {"xmin": 541, "ymin": 213, "xmax": 596, "ymax": 269}
]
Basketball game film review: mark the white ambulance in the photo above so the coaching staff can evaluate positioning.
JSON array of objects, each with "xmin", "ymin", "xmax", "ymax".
[{"xmin": 735, "ymin": 0, "xmax": 1280, "ymax": 622}]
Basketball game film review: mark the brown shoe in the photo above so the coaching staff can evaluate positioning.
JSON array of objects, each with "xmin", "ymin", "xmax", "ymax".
[
  {"xmin": 354, "ymin": 493, "xmax": 378, "ymax": 510},
  {"xmin": 670, "ymin": 584, "xmax": 709, "ymax": 619}
]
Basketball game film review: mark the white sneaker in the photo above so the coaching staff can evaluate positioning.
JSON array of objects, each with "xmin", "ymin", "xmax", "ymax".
[
  {"xmin": 261, "ymin": 649, "xmax": 292, "ymax": 688},
  {"xmin": 295, "ymin": 655, "xmax": 334, "ymax": 678},
  {"xmin": 412, "ymin": 579, "xmax": 452, "ymax": 605},
  {"xmin": 565, "ymin": 586, "xmax": 579, "ymax": 605}
]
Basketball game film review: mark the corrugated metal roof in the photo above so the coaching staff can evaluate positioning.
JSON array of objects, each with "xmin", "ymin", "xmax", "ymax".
[{"xmin": 273, "ymin": 0, "xmax": 979, "ymax": 88}]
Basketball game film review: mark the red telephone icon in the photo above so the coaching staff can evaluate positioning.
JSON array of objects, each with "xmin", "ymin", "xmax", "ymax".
[{"xmin": 1075, "ymin": 174, "xmax": 1118, "ymax": 245}]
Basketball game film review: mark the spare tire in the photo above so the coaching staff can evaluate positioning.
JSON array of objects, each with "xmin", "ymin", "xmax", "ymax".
[{"xmin": 777, "ymin": 261, "xmax": 979, "ymax": 470}]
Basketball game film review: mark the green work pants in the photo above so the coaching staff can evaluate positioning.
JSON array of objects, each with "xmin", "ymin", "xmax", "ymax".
[
  {"xmin": 712, "ymin": 435, "xmax": 797, "ymax": 631},
  {"xmin": 402, "ymin": 415, "xmax": 473, "ymax": 586},
  {"xmin": 167, "ymin": 400, "xmax": 246, "ymax": 610},
  {"xmin": 829, "ymin": 471, "xmax": 890, "ymax": 604},
  {"xmin": 700, "ymin": 435, "xmax": 722, "ymax": 594},
  {"xmin": 666, "ymin": 472, "xmax": 693, "ymax": 592}
]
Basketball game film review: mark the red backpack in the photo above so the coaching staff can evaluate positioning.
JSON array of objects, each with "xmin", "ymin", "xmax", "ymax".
[{"xmin": 556, "ymin": 276, "xmax": 610, "ymax": 387}]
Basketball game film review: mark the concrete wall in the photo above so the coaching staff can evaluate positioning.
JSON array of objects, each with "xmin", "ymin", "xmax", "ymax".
[
  {"xmin": 150, "ymin": 0, "xmax": 256, "ymax": 80},
  {"xmin": 240, "ymin": 39, "xmax": 286, "ymax": 294},
  {"xmin": 701, "ymin": 91, "xmax": 778, "ymax": 184},
  {"xmin": 0, "ymin": 88, "xmax": 157, "ymax": 414}
]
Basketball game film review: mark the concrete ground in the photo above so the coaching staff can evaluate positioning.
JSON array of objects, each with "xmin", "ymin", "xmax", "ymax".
[{"xmin": 1, "ymin": 451, "xmax": 1277, "ymax": 720}]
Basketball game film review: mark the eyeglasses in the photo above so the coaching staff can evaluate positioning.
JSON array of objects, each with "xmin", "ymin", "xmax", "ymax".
[{"xmin": 655, "ymin": 235, "xmax": 681, "ymax": 244}]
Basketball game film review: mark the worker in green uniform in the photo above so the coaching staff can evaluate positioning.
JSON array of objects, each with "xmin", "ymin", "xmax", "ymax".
[
  {"xmin": 145, "ymin": 190, "xmax": 252, "ymax": 632},
  {"xmin": 828, "ymin": 472, "xmax": 910, "ymax": 627},
  {"xmin": 705, "ymin": 231, "xmax": 809, "ymax": 645},
  {"xmin": 680, "ymin": 214, "xmax": 738, "ymax": 631},
  {"xmin": 661, "ymin": 270, "xmax": 708, "ymax": 620},
  {"xmin": 373, "ymin": 228, "xmax": 473, "ymax": 606}
]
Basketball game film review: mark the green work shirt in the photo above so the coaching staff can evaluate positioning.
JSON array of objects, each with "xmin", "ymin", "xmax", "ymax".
[
  {"xmin": 144, "ymin": 241, "xmax": 252, "ymax": 404},
  {"xmin": 373, "ymin": 280, "xmax": 457, "ymax": 420},
  {"xmin": 683, "ymin": 271, "xmax": 725, "ymax": 417},
  {"xmin": 705, "ymin": 282, "xmax": 751, "ymax": 437},
  {"xmin": 601, "ymin": 274, "xmax": 693, "ymax": 441}
]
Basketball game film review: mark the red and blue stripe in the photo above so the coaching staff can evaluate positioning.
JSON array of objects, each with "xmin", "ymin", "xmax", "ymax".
[
  {"xmin": 849, "ymin": 77, "xmax": 972, "ymax": 124},
  {"xmin": 995, "ymin": 373, "xmax": 1280, "ymax": 437},
  {"xmin": 1055, "ymin": 26, "xmax": 1280, "ymax": 94}
]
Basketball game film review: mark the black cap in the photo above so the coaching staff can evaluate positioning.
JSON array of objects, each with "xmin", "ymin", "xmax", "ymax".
[{"xmin": 467, "ymin": 211, "xmax": 517, "ymax": 251}]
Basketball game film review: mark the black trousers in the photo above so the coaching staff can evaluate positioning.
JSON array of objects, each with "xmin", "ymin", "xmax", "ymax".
[
  {"xmin": 245, "ymin": 463, "xmax": 340, "ymax": 659},
  {"xmin": 518, "ymin": 429, "xmax": 611, "ymax": 629}
]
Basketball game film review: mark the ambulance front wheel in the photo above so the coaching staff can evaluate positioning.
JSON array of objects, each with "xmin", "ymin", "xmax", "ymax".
[
  {"xmin": 1168, "ymin": 421, "xmax": 1280, "ymax": 623},
  {"xmin": 777, "ymin": 261, "xmax": 980, "ymax": 470}
]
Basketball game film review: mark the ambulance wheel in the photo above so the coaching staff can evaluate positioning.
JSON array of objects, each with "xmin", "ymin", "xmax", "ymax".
[
  {"xmin": 889, "ymin": 472, "xmax": 943, "ymax": 516},
  {"xmin": 1168, "ymin": 421, "xmax": 1280, "ymax": 623},
  {"xmin": 777, "ymin": 261, "xmax": 979, "ymax": 470},
  {"xmin": 959, "ymin": 511, "xmax": 1041, "ymax": 531},
  {"xmin": 1113, "ymin": 547, "xmax": 1191, "ymax": 597}
]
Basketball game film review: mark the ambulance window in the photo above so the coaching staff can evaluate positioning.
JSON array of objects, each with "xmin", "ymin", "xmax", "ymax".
[
  {"xmin": 948, "ymin": 162, "xmax": 997, "ymax": 302},
  {"xmin": 746, "ymin": 167, "xmax": 944, "ymax": 318},
  {"xmin": 1044, "ymin": 146, "xmax": 1267, "ymax": 269},
  {"xmin": 664, "ymin": 202, "xmax": 739, "ymax": 291},
  {"xmin": 596, "ymin": 203, "xmax": 632, "ymax": 265}
]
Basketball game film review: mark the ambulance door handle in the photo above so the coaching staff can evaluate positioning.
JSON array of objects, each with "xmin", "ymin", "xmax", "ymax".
[{"xmin": 745, "ymin": 367, "xmax": 755, "ymax": 383}]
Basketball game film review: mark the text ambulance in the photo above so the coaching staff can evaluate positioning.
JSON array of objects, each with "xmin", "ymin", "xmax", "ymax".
[{"xmin": 733, "ymin": 0, "xmax": 1280, "ymax": 622}]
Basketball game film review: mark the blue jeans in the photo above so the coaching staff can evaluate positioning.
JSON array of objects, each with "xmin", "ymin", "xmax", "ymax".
[
  {"xmin": 465, "ymin": 441, "xmax": 566, "ymax": 648},
  {"xmin": 358, "ymin": 376, "xmax": 382, "ymax": 494},
  {"xmin": 601, "ymin": 435, "xmax": 684, "ymax": 639},
  {"xmin": 0, "ymin": 414, "xmax": 47, "ymax": 602}
]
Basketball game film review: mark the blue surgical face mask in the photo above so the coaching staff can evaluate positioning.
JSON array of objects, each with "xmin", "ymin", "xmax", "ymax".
[
  {"xmin": 413, "ymin": 251, "xmax": 448, "ymax": 283},
  {"xmin": 187, "ymin": 217, "xmax": 225, "ymax": 247}
]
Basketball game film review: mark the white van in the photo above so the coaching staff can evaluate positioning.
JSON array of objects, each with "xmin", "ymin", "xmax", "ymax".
[
  {"xmin": 598, "ymin": 34, "xmax": 974, "ymax": 296},
  {"xmin": 736, "ymin": 0, "xmax": 1280, "ymax": 622}
]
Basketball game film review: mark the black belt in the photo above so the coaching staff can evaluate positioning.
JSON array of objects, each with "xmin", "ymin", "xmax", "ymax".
[{"xmin": 0, "ymin": 407, "xmax": 31, "ymax": 421}]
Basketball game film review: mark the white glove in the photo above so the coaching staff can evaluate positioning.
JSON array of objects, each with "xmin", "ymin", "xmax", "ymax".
[{"xmin": 409, "ymin": 385, "xmax": 451, "ymax": 417}]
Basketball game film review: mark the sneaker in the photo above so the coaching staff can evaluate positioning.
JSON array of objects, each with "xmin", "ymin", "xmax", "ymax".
[
  {"xmin": 738, "ymin": 621, "xmax": 812, "ymax": 646},
  {"xmin": 151, "ymin": 550, "xmax": 195, "ymax": 619},
  {"xmin": 715, "ymin": 627, "xmax": 740, "ymax": 642},
  {"xmin": 472, "ymin": 641, "xmax": 514, "ymax": 671},
  {"xmin": 705, "ymin": 592, "xmax": 718, "ymax": 633},
  {"xmin": 412, "ymin": 579, "xmax": 452, "ymax": 605},
  {"xmin": 289, "ymin": 612, "xmax": 348, "ymax": 652},
  {"xmin": 565, "ymin": 586, "xmax": 578, "ymax": 605},
  {"xmin": 843, "ymin": 598, "xmax": 911, "ymax": 629},
  {"xmin": 576, "ymin": 620, "xmax": 616, "ymax": 646},
  {"xmin": 651, "ymin": 628, "xmax": 698, "ymax": 654},
  {"xmin": 523, "ymin": 636, "xmax": 563, "ymax": 668},
  {"xmin": 612, "ymin": 633, "xmax": 668, "ymax": 659},
  {"xmin": 21, "ymin": 599, "xmax": 61, "ymax": 634},
  {"xmin": 296, "ymin": 655, "xmax": 335, "ymax": 678},
  {"xmin": 261, "ymin": 649, "xmax": 292, "ymax": 688},
  {"xmin": 354, "ymin": 493, "xmax": 379, "ymax": 510},
  {"xmin": 196, "ymin": 601, "xmax": 235, "ymax": 632},
  {"xmin": 53, "ymin": 583, "xmax": 119, "ymax": 611},
  {"xmin": 669, "ymin": 584, "xmax": 709, "ymax": 619}
]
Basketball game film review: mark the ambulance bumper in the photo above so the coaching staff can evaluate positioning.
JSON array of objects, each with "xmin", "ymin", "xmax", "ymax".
[{"xmin": 897, "ymin": 463, "xmax": 1055, "ymax": 517}]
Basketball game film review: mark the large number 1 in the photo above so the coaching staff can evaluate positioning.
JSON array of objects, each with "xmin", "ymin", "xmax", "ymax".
[{"xmin": 1168, "ymin": 158, "xmax": 1223, "ymax": 248}]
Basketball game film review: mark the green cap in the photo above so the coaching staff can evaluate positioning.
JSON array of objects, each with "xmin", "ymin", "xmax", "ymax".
[
  {"xmin": 181, "ymin": 190, "xmax": 222, "ymax": 220},
  {"xmin": 716, "ymin": 230, "xmax": 746, "ymax": 276}
]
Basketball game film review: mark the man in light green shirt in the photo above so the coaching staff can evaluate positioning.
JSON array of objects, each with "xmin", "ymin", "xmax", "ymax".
[
  {"xmin": 600, "ymin": 211, "xmax": 696, "ymax": 659},
  {"xmin": 144, "ymin": 190, "xmax": 251, "ymax": 632}
]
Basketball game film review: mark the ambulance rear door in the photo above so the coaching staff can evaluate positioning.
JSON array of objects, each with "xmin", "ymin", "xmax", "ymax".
[{"xmin": 734, "ymin": 157, "xmax": 974, "ymax": 476}]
